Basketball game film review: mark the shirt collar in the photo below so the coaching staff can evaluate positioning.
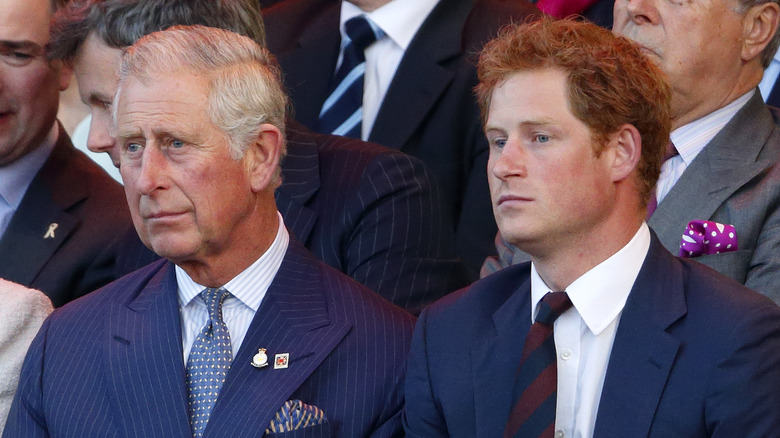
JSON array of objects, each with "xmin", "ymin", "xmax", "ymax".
[
  {"xmin": 177, "ymin": 212, "xmax": 290, "ymax": 312},
  {"xmin": 530, "ymin": 223, "xmax": 651, "ymax": 335},
  {"xmin": 0, "ymin": 123, "xmax": 59, "ymax": 208},
  {"xmin": 340, "ymin": 0, "xmax": 440, "ymax": 51},
  {"xmin": 670, "ymin": 90, "xmax": 754, "ymax": 166}
]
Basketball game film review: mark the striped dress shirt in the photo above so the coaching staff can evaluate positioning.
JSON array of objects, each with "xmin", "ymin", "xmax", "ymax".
[
  {"xmin": 656, "ymin": 90, "xmax": 753, "ymax": 204},
  {"xmin": 177, "ymin": 212, "xmax": 289, "ymax": 362}
]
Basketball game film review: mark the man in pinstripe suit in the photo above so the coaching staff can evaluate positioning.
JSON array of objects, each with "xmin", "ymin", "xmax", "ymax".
[
  {"xmin": 47, "ymin": 0, "xmax": 467, "ymax": 315},
  {"xmin": 4, "ymin": 25, "xmax": 414, "ymax": 438}
]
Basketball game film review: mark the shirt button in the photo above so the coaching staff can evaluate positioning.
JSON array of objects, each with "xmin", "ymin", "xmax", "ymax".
[
  {"xmin": 555, "ymin": 429, "xmax": 565, "ymax": 438},
  {"xmin": 560, "ymin": 349, "xmax": 572, "ymax": 360}
]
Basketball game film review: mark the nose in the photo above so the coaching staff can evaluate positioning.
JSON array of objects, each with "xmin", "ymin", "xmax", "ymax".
[
  {"xmin": 86, "ymin": 112, "xmax": 118, "ymax": 162},
  {"xmin": 615, "ymin": 0, "xmax": 658, "ymax": 28},
  {"xmin": 490, "ymin": 140, "xmax": 527, "ymax": 181},
  {"xmin": 132, "ymin": 145, "xmax": 167, "ymax": 197}
]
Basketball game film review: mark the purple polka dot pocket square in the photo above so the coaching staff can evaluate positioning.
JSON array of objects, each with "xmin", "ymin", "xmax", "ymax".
[
  {"xmin": 265, "ymin": 399, "xmax": 327, "ymax": 434},
  {"xmin": 678, "ymin": 220, "xmax": 738, "ymax": 258}
]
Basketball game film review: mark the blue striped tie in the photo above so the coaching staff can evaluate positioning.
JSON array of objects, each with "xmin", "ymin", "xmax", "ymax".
[
  {"xmin": 186, "ymin": 287, "xmax": 233, "ymax": 438},
  {"xmin": 317, "ymin": 16, "xmax": 382, "ymax": 138}
]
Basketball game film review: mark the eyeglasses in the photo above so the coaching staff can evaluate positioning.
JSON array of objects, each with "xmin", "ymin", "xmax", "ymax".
[{"xmin": 0, "ymin": 41, "xmax": 47, "ymax": 67}]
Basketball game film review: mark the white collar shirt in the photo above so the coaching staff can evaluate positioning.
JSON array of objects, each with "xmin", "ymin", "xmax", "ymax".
[
  {"xmin": 178, "ymin": 212, "xmax": 289, "ymax": 362},
  {"xmin": 0, "ymin": 123, "xmax": 59, "ymax": 239},
  {"xmin": 339, "ymin": 0, "xmax": 440, "ymax": 140},
  {"xmin": 530, "ymin": 223, "xmax": 651, "ymax": 438},
  {"xmin": 655, "ymin": 90, "xmax": 753, "ymax": 204}
]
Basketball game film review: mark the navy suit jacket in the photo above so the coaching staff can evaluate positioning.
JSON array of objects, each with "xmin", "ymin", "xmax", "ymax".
[
  {"xmin": 263, "ymin": 0, "xmax": 539, "ymax": 278},
  {"xmin": 4, "ymin": 240, "xmax": 416, "ymax": 437},
  {"xmin": 405, "ymin": 233, "xmax": 780, "ymax": 437},
  {"xmin": 115, "ymin": 122, "xmax": 468, "ymax": 315},
  {"xmin": 0, "ymin": 125, "xmax": 134, "ymax": 307}
]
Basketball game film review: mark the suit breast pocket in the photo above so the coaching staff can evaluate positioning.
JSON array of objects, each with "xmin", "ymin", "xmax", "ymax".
[
  {"xmin": 689, "ymin": 249, "xmax": 751, "ymax": 284},
  {"xmin": 264, "ymin": 422, "xmax": 332, "ymax": 438}
]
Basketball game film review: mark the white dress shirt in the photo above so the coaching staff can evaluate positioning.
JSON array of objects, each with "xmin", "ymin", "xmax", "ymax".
[
  {"xmin": 177, "ymin": 212, "xmax": 289, "ymax": 363},
  {"xmin": 655, "ymin": 90, "xmax": 753, "ymax": 204},
  {"xmin": 0, "ymin": 124, "xmax": 58, "ymax": 239},
  {"xmin": 530, "ymin": 223, "xmax": 651, "ymax": 438},
  {"xmin": 339, "ymin": 0, "xmax": 440, "ymax": 140}
]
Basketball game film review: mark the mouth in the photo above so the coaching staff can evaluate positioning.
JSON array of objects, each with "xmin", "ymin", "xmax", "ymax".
[
  {"xmin": 144, "ymin": 211, "xmax": 187, "ymax": 221},
  {"xmin": 497, "ymin": 194, "xmax": 533, "ymax": 206}
]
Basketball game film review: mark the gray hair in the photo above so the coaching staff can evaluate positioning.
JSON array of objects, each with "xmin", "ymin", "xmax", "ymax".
[
  {"xmin": 48, "ymin": 0, "xmax": 265, "ymax": 63},
  {"xmin": 736, "ymin": 0, "xmax": 780, "ymax": 68},
  {"xmin": 114, "ymin": 25, "xmax": 287, "ymax": 182}
]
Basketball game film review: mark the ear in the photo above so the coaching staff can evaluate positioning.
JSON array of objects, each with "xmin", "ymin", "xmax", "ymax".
[
  {"xmin": 741, "ymin": 2, "xmax": 780, "ymax": 63},
  {"xmin": 244, "ymin": 123, "xmax": 283, "ymax": 193},
  {"xmin": 54, "ymin": 60, "xmax": 73, "ymax": 92},
  {"xmin": 607, "ymin": 123, "xmax": 641, "ymax": 183}
]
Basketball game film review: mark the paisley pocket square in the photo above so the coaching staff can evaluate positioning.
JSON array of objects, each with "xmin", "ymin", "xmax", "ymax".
[
  {"xmin": 265, "ymin": 399, "xmax": 327, "ymax": 434},
  {"xmin": 678, "ymin": 220, "xmax": 738, "ymax": 258}
]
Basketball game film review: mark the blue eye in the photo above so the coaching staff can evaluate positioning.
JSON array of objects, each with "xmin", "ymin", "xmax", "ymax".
[
  {"xmin": 172, "ymin": 140, "xmax": 184, "ymax": 148},
  {"xmin": 492, "ymin": 139, "xmax": 507, "ymax": 149},
  {"xmin": 126, "ymin": 142, "xmax": 141, "ymax": 153},
  {"xmin": 535, "ymin": 135, "xmax": 550, "ymax": 143}
]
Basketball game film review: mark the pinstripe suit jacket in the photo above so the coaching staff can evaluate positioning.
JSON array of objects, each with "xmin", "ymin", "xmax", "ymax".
[
  {"xmin": 3, "ymin": 239, "xmax": 415, "ymax": 438},
  {"xmin": 0, "ymin": 125, "xmax": 134, "ymax": 307},
  {"xmin": 115, "ymin": 123, "xmax": 468, "ymax": 315},
  {"xmin": 263, "ymin": 0, "xmax": 539, "ymax": 278}
]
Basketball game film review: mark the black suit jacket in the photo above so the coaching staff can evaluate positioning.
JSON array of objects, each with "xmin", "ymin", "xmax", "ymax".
[
  {"xmin": 116, "ymin": 123, "xmax": 468, "ymax": 315},
  {"xmin": 405, "ymin": 232, "xmax": 780, "ymax": 437},
  {"xmin": 0, "ymin": 126, "xmax": 134, "ymax": 307},
  {"xmin": 5, "ymin": 239, "xmax": 416, "ymax": 437},
  {"xmin": 264, "ymin": 0, "xmax": 540, "ymax": 278}
]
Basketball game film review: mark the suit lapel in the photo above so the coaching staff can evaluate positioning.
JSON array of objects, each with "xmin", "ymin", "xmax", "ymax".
[
  {"xmin": 368, "ymin": 0, "xmax": 474, "ymax": 150},
  {"xmin": 471, "ymin": 271, "xmax": 532, "ymax": 437},
  {"xmin": 275, "ymin": 123, "xmax": 321, "ymax": 243},
  {"xmin": 107, "ymin": 262, "xmax": 192, "ymax": 436},
  {"xmin": 593, "ymin": 235, "xmax": 685, "ymax": 437},
  {"xmin": 649, "ymin": 92, "xmax": 776, "ymax": 252},
  {"xmin": 0, "ymin": 128, "xmax": 84, "ymax": 287},
  {"xmin": 275, "ymin": 4, "xmax": 341, "ymax": 127},
  {"xmin": 205, "ymin": 241, "xmax": 351, "ymax": 436}
]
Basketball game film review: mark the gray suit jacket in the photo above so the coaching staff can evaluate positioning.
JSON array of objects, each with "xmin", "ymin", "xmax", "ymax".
[{"xmin": 482, "ymin": 91, "xmax": 780, "ymax": 304}]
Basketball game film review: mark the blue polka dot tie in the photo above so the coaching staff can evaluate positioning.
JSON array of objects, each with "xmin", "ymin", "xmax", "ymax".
[{"xmin": 186, "ymin": 287, "xmax": 233, "ymax": 438}]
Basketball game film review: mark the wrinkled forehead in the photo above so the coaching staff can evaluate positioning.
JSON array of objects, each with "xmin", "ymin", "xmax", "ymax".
[{"xmin": 0, "ymin": 0, "xmax": 53, "ymax": 46}]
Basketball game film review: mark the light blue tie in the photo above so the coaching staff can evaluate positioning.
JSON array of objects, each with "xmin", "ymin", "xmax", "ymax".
[
  {"xmin": 186, "ymin": 287, "xmax": 233, "ymax": 438},
  {"xmin": 316, "ymin": 16, "xmax": 383, "ymax": 138}
]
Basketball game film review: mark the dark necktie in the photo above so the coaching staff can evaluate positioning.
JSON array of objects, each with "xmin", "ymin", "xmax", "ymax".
[
  {"xmin": 504, "ymin": 292, "xmax": 573, "ymax": 438},
  {"xmin": 316, "ymin": 16, "xmax": 382, "ymax": 138},
  {"xmin": 646, "ymin": 141, "xmax": 679, "ymax": 219},
  {"xmin": 186, "ymin": 287, "xmax": 233, "ymax": 438}
]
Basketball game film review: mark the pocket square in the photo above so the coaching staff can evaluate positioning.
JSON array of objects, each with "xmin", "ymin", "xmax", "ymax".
[
  {"xmin": 265, "ymin": 399, "xmax": 327, "ymax": 434},
  {"xmin": 678, "ymin": 220, "xmax": 738, "ymax": 258}
]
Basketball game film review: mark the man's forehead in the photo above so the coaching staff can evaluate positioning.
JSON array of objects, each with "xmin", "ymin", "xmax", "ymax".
[{"xmin": 0, "ymin": 0, "xmax": 53, "ymax": 45}]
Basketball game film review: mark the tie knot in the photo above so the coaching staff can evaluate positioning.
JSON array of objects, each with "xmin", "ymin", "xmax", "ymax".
[
  {"xmin": 535, "ymin": 292, "xmax": 572, "ymax": 325},
  {"xmin": 345, "ymin": 16, "xmax": 381, "ymax": 50},
  {"xmin": 200, "ymin": 287, "xmax": 231, "ymax": 322}
]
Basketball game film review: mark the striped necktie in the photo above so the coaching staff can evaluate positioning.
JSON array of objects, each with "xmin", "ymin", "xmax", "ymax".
[
  {"xmin": 186, "ymin": 287, "xmax": 233, "ymax": 438},
  {"xmin": 316, "ymin": 16, "xmax": 382, "ymax": 138},
  {"xmin": 504, "ymin": 292, "xmax": 573, "ymax": 438}
]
